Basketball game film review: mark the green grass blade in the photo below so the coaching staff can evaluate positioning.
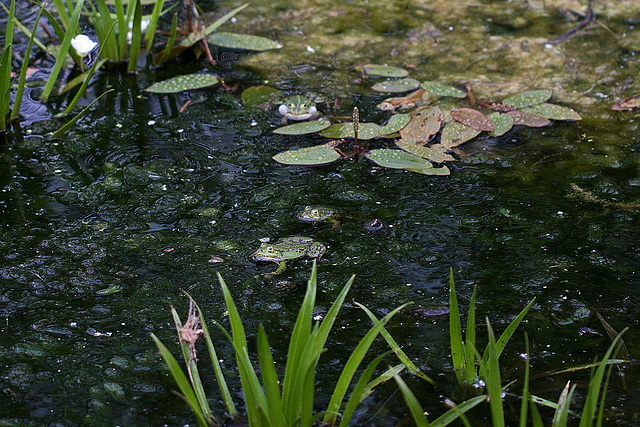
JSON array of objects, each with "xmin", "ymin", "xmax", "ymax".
[
  {"xmin": 479, "ymin": 318, "xmax": 505, "ymax": 427},
  {"xmin": 52, "ymin": 0, "xmax": 71, "ymax": 29},
  {"xmin": 11, "ymin": 7, "xmax": 43, "ymax": 122},
  {"xmin": 530, "ymin": 398, "xmax": 544, "ymax": 427},
  {"xmin": 145, "ymin": 0, "xmax": 166, "ymax": 50},
  {"xmin": 578, "ymin": 328, "xmax": 627, "ymax": 427},
  {"xmin": 361, "ymin": 363, "xmax": 405, "ymax": 401},
  {"xmin": 338, "ymin": 352, "xmax": 389, "ymax": 427},
  {"xmin": 449, "ymin": 268, "xmax": 466, "ymax": 385},
  {"xmin": 156, "ymin": 12, "xmax": 178, "ymax": 65},
  {"xmin": 40, "ymin": 0, "xmax": 85, "ymax": 102},
  {"xmin": 430, "ymin": 395, "xmax": 487, "ymax": 427},
  {"xmin": 190, "ymin": 299, "xmax": 237, "ymax": 418},
  {"xmin": 465, "ymin": 285, "xmax": 477, "ymax": 385},
  {"xmin": 359, "ymin": 303, "xmax": 435, "ymax": 385},
  {"xmin": 114, "ymin": 0, "xmax": 128, "ymax": 61},
  {"xmin": 596, "ymin": 358, "xmax": 616, "ymax": 427},
  {"xmin": 322, "ymin": 302, "xmax": 410, "ymax": 425},
  {"xmin": 0, "ymin": 46, "xmax": 11, "ymax": 131},
  {"xmin": 552, "ymin": 381, "xmax": 576, "ymax": 427},
  {"xmin": 35, "ymin": 7, "xmax": 82, "ymax": 66},
  {"xmin": 94, "ymin": 0, "xmax": 119, "ymax": 61},
  {"xmin": 485, "ymin": 297, "xmax": 535, "ymax": 362},
  {"xmin": 127, "ymin": 0, "xmax": 142, "ymax": 72},
  {"xmin": 257, "ymin": 324, "xmax": 285, "ymax": 427},
  {"xmin": 150, "ymin": 333, "xmax": 209, "ymax": 427},
  {"xmin": 393, "ymin": 373, "xmax": 429, "ymax": 427},
  {"xmin": 203, "ymin": 3, "xmax": 250, "ymax": 36},
  {"xmin": 519, "ymin": 333, "xmax": 530, "ymax": 427},
  {"xmin": 5, "ymin": 0, "xmax": 14, "ymax": 49},
  {"xmin": 51, "ymin": 88, "xmax": 113, "ymax": 137}
]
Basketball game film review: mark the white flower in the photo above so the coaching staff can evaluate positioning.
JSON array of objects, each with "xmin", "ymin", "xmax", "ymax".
[{"xmin": 70, "ymin": 34, "xmax": 98, "ymax": 57}]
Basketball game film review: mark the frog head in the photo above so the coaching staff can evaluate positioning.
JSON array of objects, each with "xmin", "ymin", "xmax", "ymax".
[
  {"xmin": 278, "ymin": 95, "xmax": 319, "ymax": 121},
  {"xmin": 297, "ymin": 206, "xmax": 335, "ymax": 223}
]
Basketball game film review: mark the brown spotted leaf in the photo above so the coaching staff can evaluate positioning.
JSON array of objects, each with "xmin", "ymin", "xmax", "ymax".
[
  {"xmin": 396, "ymin": 140, "xmax": 455, "ymax": 163},
  {"xmin": 399, "ymin": 106, "xmax": 443, "ymax": 145},
  {"xmin": 507, "ymin": 111, "xmax": 551, "ymax": 127},
  {"xmin": 612, "ymin": 93, "xmax": 640, "ymax": 111},
  {"xmin": 451, "ymin": 108, "xmax": 494, "ymax": 132}
]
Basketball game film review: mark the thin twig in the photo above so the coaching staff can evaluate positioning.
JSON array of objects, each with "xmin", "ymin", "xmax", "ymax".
[{"xmin": 547, "ymin": 0, "xmax": 595, "ymax": 44}]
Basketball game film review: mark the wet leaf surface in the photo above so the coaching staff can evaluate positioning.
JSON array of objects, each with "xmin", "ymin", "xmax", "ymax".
[
  {"xmin": 421, "ymin": 81, "xmax": 466, "ymax": 98},
  {"xmin": 451, "ymin": 108, "xmax": 494, "ymax": 132},
  {"xmin": 272, "ymin": 144, "xmax": 341, "ymax": 165},
  {"xmin": 379, "ymin": 113, "xmax": 410, "ymax": 135},
  {"xmin": 241, "ymin": 85, "xmax": 281, "ymax": 108},
  {"xmin": 365, "ymin": 149, "xmax": 450, "ymax": 175},
  {"xmin": 395, "ymin": 140, "xmax": 455, "ymax": 163},
  {"xmin": 502, "ymin": 89, "xmax": 552, "ymax": 108},
  {"xmin": 372, "ymin": 77, "xmax": 421, "ymax": 93},
  {"xmin": 612, "ymin": 93, "xmax": 640, "ymax": 110},
  {"xmin": 440, "ymin": 120, "xmax": 481, "ymax": 148},
  {"xmin": 487, "ymin": 112, "xmax": 514, "ymax": 136},
  {"xmin": 273, "ymin": 119, "xmax": 332, "ymax": 135},
  {"xmin": 207, "ymin": 32, "xmax": 282, "ymax": 51},
  {"xmin": 320, "ymin": 122, "xmax": 382, "ymax": 139},
  {"xmin": 525, "ymin": 103, "xmax": 582, "ymax": 120},
  {"xmin": 145, "ymin": 73, "xmax": 220, "ymax": 93},
  {"xmin": 399, "ymin": 106, "xmax": 443, "ymax": 144},
  {"xmin": 507, "ymin": 110, "xmax": 552, "ymax": 127},
  {"xmin": 361, "ymin": 64, "xmax": 409, "ymax": 78},
  {"xmin": 376, "ymin": 89, "xmax": 427, "ymax": 111}
]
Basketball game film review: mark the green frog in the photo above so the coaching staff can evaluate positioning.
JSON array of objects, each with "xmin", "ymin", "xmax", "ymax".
[
  {"xmin": 296, "ymin": 205, "xmax": 340, "ymax": 228},
  {"xmin": 278, "ymin": 94, "xmax": 322, "ymax": 121},
  {"xmin": 252, "ymin": 236, "xmax": 326, "ymax": 276}
]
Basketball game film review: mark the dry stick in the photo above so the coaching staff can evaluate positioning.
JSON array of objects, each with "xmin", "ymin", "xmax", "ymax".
[
  {"xmin": 353, "ymin": 107, "xmax": 359, "ymax": 148},
  {"xmin": 547, "ymin": 0, "xmax": 595, "ymax": 44}
]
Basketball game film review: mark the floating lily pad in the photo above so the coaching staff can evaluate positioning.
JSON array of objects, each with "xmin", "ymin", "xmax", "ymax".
[
  {"xmin": 525, "ymin": 103, "xmax": 582, "ymax": 121},
  {"xmin": 273, "ymin": 119, "xmax": 331, "ymax": 135},
  {"xmin": 361, "ymin": 64, "xmax": 409, "ymax": 78},
  {"xmin": 207, "ymin": 32, "xmax": 282, "ymax": 51},
  {"xmin": 502, "ymin": 89, "xmax": 552, "ymax": 109},
  {"xmin": 487, "ymin": 112, "xmax": 514, "ymax": 136},
  {"xmin": 440, "ymin": 121, "xmax": 481, "ymax": 148},
  {"xmin": 241, "ymin": 85, "xmax": 281, "ymax": 108},
  {"xmin": 145, "ymin": 73, "xmax": 220, "ymax": 93},
  {"xmin": 372, "ymin": 78, "xmax": 421, "ymax": 93},
  {"xmin": 400, "ymin": 106, "xmax": 443, "ymax": 144},
  {"xmin": 421, "ymin": 81, "xmax": 466, "ymax": 98},
  {"xmin": 507, "ymin": 111, "xmax": 551, "ymax": 127},
  {"xmin": 273, "ymin": 144, "xmax": 341, "ymax": 165},
  {"xmin": 366, "ymin": 149, "xmax": 450, "ymax": 175},
  {"xmin": 395, "ymin": 140, "xmax": 455, "ymax": 163},
  {"xmin": 451, "ymin": 108, "xmax": 494, "ymax": 132},
  {"xmin": 612, "ymin": 93, "xmax": 640, "ymax": 110},
  {"xmin": 379, "ymin": 113, "xmax": 410, "ymax": 136},
  {"xmin": 320, "ymin": 122, "xmax": 382, "ymax": 140}
]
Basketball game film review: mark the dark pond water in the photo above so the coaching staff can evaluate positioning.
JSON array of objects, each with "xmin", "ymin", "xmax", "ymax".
[{"xmin": 1, "ymin": 0, "xmax": 640, "ymax": 425}]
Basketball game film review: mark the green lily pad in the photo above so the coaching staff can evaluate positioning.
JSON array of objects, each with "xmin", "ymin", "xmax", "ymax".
[
  {"xmin": 487, "ymin": 112, "xmax": 514, "ymax": 136},
  {"xmin": 525, "ymin": 103, "xmax": 582, "ymax": 121},
  {"xmin": 379, "ymin": 113, "xmax": 410, "ymax": 136},
  {"xmin": 507, "ymin": 110, "xmax": 551, "ymax": 127},
  {"xmin": 207, "ymin": 32, "xmax": 282, "ymax": 51},
  {"xmin": 502, "ymin": 89, "xmax": 552, "ymax": 109},
  {"xmin": 396, "ymin": 140, "xmax": 455, "ymax": 163},
  {"xmin": 451, "ymin": 108, "xmax": 494, "ymax": 132},
  {"xmin": 365, "ymin": 149, "xmax": 450, "ymax": 175},
  {"xmin": 361, "ymin": 64, "xmax": 409, "ymax": 78},
  {"xmin": 372, "ymin": 78, "xmax": 421, "ymax": 93},
  {"xmin": 320, "ymin": 122, "xmax": 382, "ymax": 140},
  {"xmin": 241, "ymin": 85, "xmax": 281, "ymax": 108},
  {"xmin": 145, "ymin": 73, "xmax": 220, "ymax": 93},
  {"xmin": 440, "ymin": 121, "xmax": 481, "ymax": 148},
  {"xmin": 273, "ymin": 119, "xmax": 331, "ymax": 135},
  {"xmin": 421, "ymin": 81, "xmax": 466, "ymax": 98},
  {"xmin": 400, "ymin": 106, "xmax": 443, "ymax": 144},
  {"xmin": 273, "ymin": 144, "xmax": 341, "ymax": 165}
]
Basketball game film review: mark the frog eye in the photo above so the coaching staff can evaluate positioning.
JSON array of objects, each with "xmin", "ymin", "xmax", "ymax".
[
  {"xmin": 309, "ymin": 106, "xmax": 317, "ymax": 115},
  {"xmin": 300, "ymin": 103, "xmax": 307, "ymax": 109},
  {"xmin": 311, "ymin": 209, "xmax": 319, "ymax": 216},
  {"xmin": 266, "ymin": 246, "xmax": 275, "ymax": 253},
  {"xmin": 278, "ymin": 104, "xmax": 288, "ymax": 115}
]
